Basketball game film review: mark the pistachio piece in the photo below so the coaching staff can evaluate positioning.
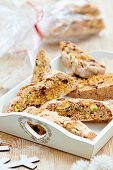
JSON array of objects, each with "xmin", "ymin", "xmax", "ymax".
[
  {"xmin": 14, "ymin": 104, "xmax": 21, "ymax": 112},
  {"xmin": 29, "ymin": 95, "xmax": 34, "ymax": 102},
  {"xmin": 57, "ymin": 102, "xmax": 71, "ymax": 110},
  {"xmin": 68, "ymin": 80, "xmax": 72, "ymax": 83},
  {"xmin": 92, "ymin": 21, "xmax": 97, "ymax": 27},
  {"xmin": 84, "ymin": 113, "xmax": 90, "ymax": 119},
  {"xmin": 49, "ymin": 96, "xmax": 53, "ymax": 100},
  {"xmin": 38, "ymin": 60, "xmax": 42, "ymax": 65},
  {"xmin": 64, "ymin": 88, "xmax": 71, "ymax": 93},
  {"xmin": 22, "ymin": 97, "xmax": 27, "ymax": 104},
  {"xmin": 57, "ymin": 94, "xmax": 61, "ymax": 98},
  {"xmin": 46, "ymin": 94, "xmax": 53, "ymax": 100},
  {"xmin": 75, "ymin": 105, "xmax": 81, "ymax": 111},
  {"xmin": 58, "ymin": 81, "xmax": 62, "ymax": 85},
  {"xmin": 90, "ymin": 104, "xmax": 98, "ymax": 111},
  {"xmin": 70, "ymin": 53, "xmax": 74, "ymax": 57},
  {"xmin": 85, "ymin": 7, "xmax": 90, "ymax": 12},
  {"xmin": 53, "ymin": 78, "xmax": 58, "ymax": 81}
]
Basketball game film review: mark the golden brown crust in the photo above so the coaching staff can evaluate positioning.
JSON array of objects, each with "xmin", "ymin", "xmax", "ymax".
[
  {"xmin": 68, "ymin": 4, "xmax": 100, "ymax": 16},
  {"xmin": 60, "ymin": 41, "xmax": 106, "ymax": 78},
  {"xmin": 23, "ymin": 107, "xmax": 44, "ymax": 115},
  {"xmin": 17, "ymin": 84, "xmax": 36, "ymax": 96},
  {"xmin": 68, "ymin": 73, "xmax": 113, "ymax": 100},
  {"xmin": 32, "ymin": 50, "xmax": 51, "ymax": 84},
  {"xmin": 87, "ymin": 132, "xmax": 97, "ymax": 140}
]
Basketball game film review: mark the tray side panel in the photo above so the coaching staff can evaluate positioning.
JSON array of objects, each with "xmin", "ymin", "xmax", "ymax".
[
  {"xmin": 0, "ymin": 114, "xmax": 94, "ymax": 159},
  {"xmin": 92, "ymin": 122, "xmax": 113, "ymax": 156}
]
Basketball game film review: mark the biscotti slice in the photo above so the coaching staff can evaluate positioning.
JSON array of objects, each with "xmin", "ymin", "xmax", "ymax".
[
  {"xmin": 51, "ymin": 0, "xmax": 100, "ymax": 16},
  {"xmin": 23, "ymin": 107, "xmax": 96, "ymax": 140},
  {"xmin": 70, "ymin": 4, "xmax": 100, "ymax": 16},
  {"xmin": 32, "ymin": 50, "xmax": 51, "ymax": 84},
  {"xmin": 68, "ymin": 73, "xmax": 113, "ymax": 101},
  {"xmin": 41, "ymin": 98, "xmax": 113, "ymax": 122},
  {"xmin": 42, "ymin": 14, "xmax": 105, "ymax": 40},
  {"xmin": 60, "ymin": 41, "xmax": 106, "ymax": 78},
  {"xmin": 17, "ymin": 70, "xmax": 77, "ymax": 97},
  {"xmin": 65, "ymin": 1, "xmax": 100, "ymax": 16},
  {"xmin": 5, "ymin": 70, "xmax": 77, "ymax": 113},
  {"xmin": 41, "ymin": 0, "xmax": 105, "ymax": 41}
]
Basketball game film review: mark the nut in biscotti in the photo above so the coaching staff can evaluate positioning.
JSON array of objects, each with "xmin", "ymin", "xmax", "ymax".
[
  {"xmin": 60, "ymin": 41, "xmax": 106, "ymax": 78},
  {"xmin": 41, "ymin": 98, "xmax": 113, "ymax": 122},
  {"xmin": 4, "ymin": 70, "xmax": 77, "ymax": 113},
  {"xmin": 23, "ymin": 107, "xmax": 97, "ymax": 140}
]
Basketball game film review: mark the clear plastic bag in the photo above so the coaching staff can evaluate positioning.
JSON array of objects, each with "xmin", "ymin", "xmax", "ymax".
[
  {"xmin": 0, "ymin": 0, "xmax": 43, "ymax": 96},
  {"xmin": 39, "ymin": 0, "xmax": 105, "ymax": 43}
]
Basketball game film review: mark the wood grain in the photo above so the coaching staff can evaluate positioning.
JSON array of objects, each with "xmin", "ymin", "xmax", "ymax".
[{"xmin": 0, "ymin": 0, "xmax": 113, "ymax": 169}]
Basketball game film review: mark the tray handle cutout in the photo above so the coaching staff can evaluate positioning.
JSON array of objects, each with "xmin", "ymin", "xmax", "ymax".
[{"xmin": 24, "ymin": 121, "xmax": 47, "ymax": 140}]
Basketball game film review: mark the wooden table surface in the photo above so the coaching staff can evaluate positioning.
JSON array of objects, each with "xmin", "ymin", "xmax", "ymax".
[{"xmin": 0, "ymin": 0, "xmax": 113, "ymax": 169}]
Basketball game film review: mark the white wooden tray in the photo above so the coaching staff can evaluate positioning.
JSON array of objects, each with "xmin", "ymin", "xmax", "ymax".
[{"xmin": 0, "ymin": 51, "xmax": 113, "ymax": 159}]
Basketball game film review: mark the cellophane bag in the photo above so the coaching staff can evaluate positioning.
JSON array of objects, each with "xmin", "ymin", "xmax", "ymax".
[
  {"xmin": 0, "ymin": 0, "xmax": 43, "ymax": 96},
  {"xmin": 38, "ymin": 0, "xmax": 105, "ymax": 43}
]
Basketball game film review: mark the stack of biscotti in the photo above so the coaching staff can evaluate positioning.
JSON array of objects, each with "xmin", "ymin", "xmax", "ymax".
[
  {"xmin": 40, "ymin": 0, "xmax": 105, "ymax": 41},
  {"xmin": 59, "ymin": 41, "xmax": 113, "ymax": 100},
  {"xmin": 60, "ymin": 41, "xmax": 106, "ymax": 78},
  {"xmin": 4, "ymin": 70, "xmax": 77, "ymax": 113},
  {"xmin": 22, "ymin": 97, "xmax": 113, "ymax": 140},
  {"xmin": 3, "ymin": 42, "xmax": 113, "ymax": 141},
  {"xmin": 23, "ymin": 108, "xmax": 97, "ymax": 140},
  {"xmin": 2, "ymin": 48, "xmax": 98, "ymax": 140}
]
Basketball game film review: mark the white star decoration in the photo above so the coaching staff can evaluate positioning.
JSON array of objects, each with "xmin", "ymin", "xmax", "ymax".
[
  {"xmin": 0, "ymin": 140, "xmax": 39, "ymax": 169},
  {"xmin": 0, "ymin": 155, "xmax": 39, "ymax": 169},
  {"xmin": 0, "ymin": 157, "xmax": 12, "ymax": 170}
]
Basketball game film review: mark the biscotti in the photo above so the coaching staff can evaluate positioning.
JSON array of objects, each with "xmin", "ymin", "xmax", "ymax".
[
  {"xmin": 40, "ymin": 0, "xmax": 105, "ymax": 41},
  {"xmin": 41, "ymin": 98, "xmax": 113, "ymax": 122},
  {"xmin": 50, "ymin": 0, "xmax": 100, "ymax": 16},
  {"xmin": 5, "ymin": 70, "xmax": 77, "ymax": 113},
  {"xmin": 60, "ymin": 41, "xmax": 106, "ymax": 78},
  {"xmin": 42, "ymin": 15, "xmax": 105, "ymax": 40},
  {"xmin": 32, "ymin": 50, "xmax": 51, "ymax": 84},
  {"xmin": 68, "ymin": 73, "xmax": 113, "ymax": 101},
  {"xmin": 23, "ymin": 107, "xmax": 97, "ymax": 140}
]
